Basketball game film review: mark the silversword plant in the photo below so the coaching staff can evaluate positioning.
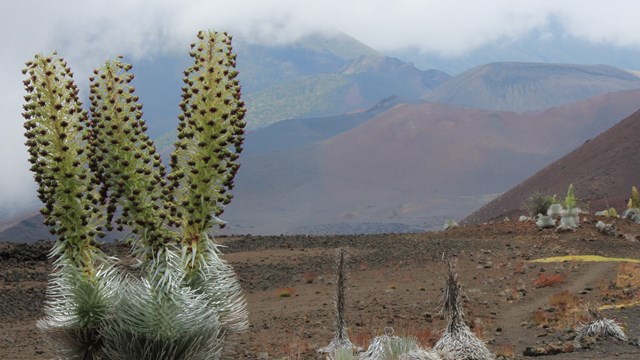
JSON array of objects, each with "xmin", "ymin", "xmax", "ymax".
[{"xmin": 23, "ymin": 30, "xmax": 247, "ymax": 360}]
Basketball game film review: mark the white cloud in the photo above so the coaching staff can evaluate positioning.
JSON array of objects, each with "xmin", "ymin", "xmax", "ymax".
[{"xmin": 1, "ymin": 0, "xmax": 640, "ymax": 214}]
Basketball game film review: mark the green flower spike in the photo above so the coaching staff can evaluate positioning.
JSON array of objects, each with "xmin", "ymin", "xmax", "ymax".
[
  {"xmin": 23, "ymin": 53, "xmax": 117, "ymax": 360},
  {"xmin": 169, "ymin": 30, "xmax": 248, "ymax": 349},
  {"xmin": 87, "ymin": 57, "xmax": 176, "ymax": 262}
]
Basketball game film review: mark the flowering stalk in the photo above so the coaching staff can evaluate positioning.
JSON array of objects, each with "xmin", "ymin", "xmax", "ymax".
[
  {"xmin": 629, "ymin": 186, "xmax": 640, "ymax": 209},
  {"xmin": 87, "ymin": 57, "xmax": 175, "ymax": 261},
  {"xmin": 23, "ymin": 53, "xmax": 116, "ymax": 359},
  {"xmin": 169, "ymin": 30, "xmax": 245, "ymax": 243},
  {"xmin": 169, "ymin": 30, "xmax": 249, "ymax": 345},
  {"xmin": 23, "ymin": 53, "xmax": 104, "ymax": 271}
]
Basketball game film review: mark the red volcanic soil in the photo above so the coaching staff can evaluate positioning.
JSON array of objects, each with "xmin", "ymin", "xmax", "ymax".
[
  {"xmin": 318, "ymin": 90, "xmax": 640, "ymax": 229},
  {"xmin": 2, "ymin": 217, "xmax": 640, "ymax": 359},
  {"xmin": 465, "ymin": 108, "xmax": 640, "ymax": 225}
]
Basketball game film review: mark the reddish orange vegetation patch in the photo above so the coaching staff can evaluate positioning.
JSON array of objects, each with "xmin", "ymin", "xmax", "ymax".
[
  {"xmin": 302, "ymin": 271, "xmax": 318, "ymax": 284},
  {"xmin": 532, "ymin": 291, "xmax": 587, "ymax": 330},
  {"xmin": 616, "ymin": 262, "xmax": 640, "ymax": 288},
  {"xmin": 493, "ymin": 344, "xmax": 515, "ymax": 358},
  {"xmin": 549, "ymin": 290, "xmax": 581, "ymax": 311},
  {"xmin": 533, "ymin": 273, "xmax": 565, "ymax": 288},
  {"xmin": 275, "ymin": 287, "xmax": 295, "ymax": 298}
]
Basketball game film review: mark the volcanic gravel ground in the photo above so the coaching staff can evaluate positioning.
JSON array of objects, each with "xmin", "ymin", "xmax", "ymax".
[{"xmin": 2, "ymin": 216, "xmax": 640, "ymax": 359}]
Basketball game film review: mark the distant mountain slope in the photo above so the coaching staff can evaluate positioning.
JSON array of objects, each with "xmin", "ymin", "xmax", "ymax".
[
  {"xmin": 421, "ymin": 62, "xmax": 640, "ymax": 112},
  {"xmin": 5, "ymin": 90, "xmax": 640, "ymax": 239},
  {"xmin": 244, "ymin": 96, "xmax": 400, "ymax": 153},
  {"xmin": 464, "ymin": 108, "xmax": 640, "ymax": 225},
  {"xmin": 246, "ymin": 55, "xmax": 450, "ymax": 128},
  {"xmin": 0, "ymin": 212, "xmax": 49, "ymax": 244},
  {"xmin": 218, "ymin": 89, "xmax": 640, "ymax": 234},
  {"xmin": 131, "ymin": 32, "xmax": 387, "ymax": 137}
]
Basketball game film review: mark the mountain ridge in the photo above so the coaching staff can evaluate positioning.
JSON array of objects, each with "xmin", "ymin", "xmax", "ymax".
[{"xmin": 421, "ymin": 62, "xmax": 640, "ymax": 112}]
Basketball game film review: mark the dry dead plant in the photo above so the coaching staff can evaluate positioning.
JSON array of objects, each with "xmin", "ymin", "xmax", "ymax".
[{"xmin": 433, "ymin": 262, "xmax": 494, "ymax": 360}]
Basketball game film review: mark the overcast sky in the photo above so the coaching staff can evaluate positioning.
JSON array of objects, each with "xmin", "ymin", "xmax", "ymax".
[{"xmin": 2, "ymin": 0, "xmax": 640, "ymax": 215}]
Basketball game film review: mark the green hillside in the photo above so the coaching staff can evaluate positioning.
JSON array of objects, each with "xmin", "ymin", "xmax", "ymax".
[{"xmin": 245, "ymin": 74, "xmax": 349, "ymax": 128}]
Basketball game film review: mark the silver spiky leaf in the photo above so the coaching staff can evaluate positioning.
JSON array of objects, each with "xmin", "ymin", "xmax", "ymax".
[
  {"xmin": 623, "ymin": 208, "xmax": 640, "ymax": 223},
  {"xmin": 357, "ymin": 329, "xmax": 449, "ymax": 360},
  {"xmin": 399, "ymin": 349, "xmax": 452, "ymax": 360},
  {"xmin": 38, "ymin": 259, "xmax": 121, "ymax": 360},
  {"xmin": 383, "ymin": 336, "xmax": 420, "ymax": 359},
  {"xmin": 536, "ymin": 214, "xmax": 555, "ymax": 229},
  {"xmin": 101, "ymin": 272, "xmax": 223, "ymax": 359},
  {"xmin": 357, "ymin": 334, "xmax": 391, "ymax": 359},
  {"xmin": 546, "ymin": 204, "xmax": 564, "ymax": 218},
  {"xmin": 559, "ymin": 212, "xmax": 579, "ymax": 230},
  {"xmin": 433, "ymin": 330, "xmax": 493, "ymax": 360},
  {"xmin": 576, "ymin": 318, "xmax": 627, "ymax": 342},
  {"xmin": 357, "ymin": 327, "xmax": 397, "ymax": 360},
  {"xmin": 182, "ymin": 236, "xmax": 248, "ymax": 353}
]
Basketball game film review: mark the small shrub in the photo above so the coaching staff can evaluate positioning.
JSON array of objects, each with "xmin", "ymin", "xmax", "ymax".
[
  {"xmin": 624, "ymin": 187, "xmax": 640, "ymax": 223},
  {"xmin": 549, "ymin": 290, "xmax": 580, "ymax": 311},
  {"xmin": 533, "ymin": 291, "xmax": 586, "ymax": 329},
  {"xmin": 533, "ymin": 273, "xmax": 565, "ymax": 288},
  {"xmin": 443, "ymin": 219, "xmax": 459, "ymax": 231},
  {"xmin": 493, "ymin": 344, "xmax": 515, "ymax": 358},
  {"xmin": 523, "ymin": 192, "xmax": 557, "ymax": 217},
  {"xmin": 276, "ymin": 287, "xmax": 295, "ymax": 298},
  {"xmin": 596, "ymin": 208, "xmax": 619, "ymax": 217},
  {"xmin": 615, "ymin": 263, "xmax": 640, "ymax": 288},
  {"xmin": 532, "ymin": 309, "xmax": 553, "ymax": 327},
  {"xmin": 303, "ymin": 271, "xmax": 318, "ymax": 284}
]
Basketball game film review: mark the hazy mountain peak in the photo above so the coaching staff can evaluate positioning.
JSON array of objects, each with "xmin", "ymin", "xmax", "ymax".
[
  {"xmin": 291, "ymin": 32, "xmax": 381, "ymax": 60},
  {"xmin": 340, "ymin": 55, "xmax": 414, "ymax": 75},
  {"xmin": 422, "ymin": 62, "xmax": 640, "ymax": 112},
  {"xmin": 476, "ymin": 62, "xmax": 640, "ymax": 80}
]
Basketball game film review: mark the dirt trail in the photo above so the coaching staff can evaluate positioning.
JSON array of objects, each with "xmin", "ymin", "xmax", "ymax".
[{"xmin": 497, "ymin": 261, "xmax": 618, "ymax": 351}]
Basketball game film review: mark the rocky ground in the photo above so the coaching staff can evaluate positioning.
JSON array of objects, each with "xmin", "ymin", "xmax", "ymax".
[{"xmin": 2, "ymin": 215, "xmax": 640, "ymax": 359}]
